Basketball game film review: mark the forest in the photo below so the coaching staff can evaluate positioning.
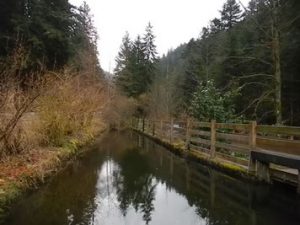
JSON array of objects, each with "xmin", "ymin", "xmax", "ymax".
[
  {"xmin": 0, "ymin": 0, "xmax": 299, "ymax": 159},
  {"xmin": 115, "ymin": 0, "xmax": 300, "ymax": 126}
]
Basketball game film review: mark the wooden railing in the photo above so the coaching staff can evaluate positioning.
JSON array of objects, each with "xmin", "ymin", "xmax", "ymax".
[{"xmin": 131, "ymin": 118, "xmax": 300, "ymax": 188}]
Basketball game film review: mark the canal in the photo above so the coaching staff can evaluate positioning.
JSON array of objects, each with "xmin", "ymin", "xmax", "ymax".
[{"xmin": 3, "ymin": 131, "xmax": 300, "ymax": 225}]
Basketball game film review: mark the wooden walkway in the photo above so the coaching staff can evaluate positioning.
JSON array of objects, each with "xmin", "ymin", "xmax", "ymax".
[{"xmin": 132, "ymin": 118, "xmax": 300, "ymax": 193}]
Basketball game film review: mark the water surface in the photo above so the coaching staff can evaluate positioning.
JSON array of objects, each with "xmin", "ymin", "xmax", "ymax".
[{"xmin": 4, "ymin": 131, "xmax": 300, "ymax": 225}]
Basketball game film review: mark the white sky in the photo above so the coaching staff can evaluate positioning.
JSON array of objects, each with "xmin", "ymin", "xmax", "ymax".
[{"xmin": 70, "ymin": 0, "xmax": 250, "ymax": 72}]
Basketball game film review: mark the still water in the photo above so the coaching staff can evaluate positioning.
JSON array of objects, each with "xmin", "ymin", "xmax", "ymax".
[{"xmin": 4, "ymin": 131, "xmax": 300, "ymax": 225}]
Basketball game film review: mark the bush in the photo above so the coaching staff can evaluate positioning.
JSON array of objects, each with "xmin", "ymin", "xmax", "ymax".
[
  {"xmin": 190, "ymin": 80, "xmax": 240, "ymax": 122},
  {"xmin": 37, "ymin": 71, "xmax": 105, "ymax": 146}
]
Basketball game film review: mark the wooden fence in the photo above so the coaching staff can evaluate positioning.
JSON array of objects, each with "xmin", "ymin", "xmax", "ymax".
[{"xmin": 132, "ymin": 118, "xmax": 300, "ymax": 192}]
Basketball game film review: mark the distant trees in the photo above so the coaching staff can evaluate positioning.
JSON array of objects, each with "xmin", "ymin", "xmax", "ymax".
[
  {"xmin": 158, "ymin": 0, "xmax": 300, "ymax": 125},
  {"xmin": 114, "ymin": 23, "xmax": 158, "ymax": 97}
]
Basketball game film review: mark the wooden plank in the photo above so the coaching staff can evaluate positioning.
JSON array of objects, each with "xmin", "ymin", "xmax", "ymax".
[
  {"xmin": 173, "ymin": 132, "xmax": 186, "ymax": 140},
  {"xmin": 216, "ymin": 123, "xmax": 248, "ymax": 131},
  {"xmin": 190, "ymin": 137, "xmax": 211, "ymax": 146},
  {"xmin": 248, "ymin": 121, "xmax": 257, "ymax": 172},
  {"xmin": 190, "ymin": 129, "xmax": 211, "ymax": 137},
  {"xmin": 257, "ymin": 137, "xmax": 300, "ymax": 156},
  {"xmin": 191, "ymin": 121, "xmax": 211, "ymax": 128},
  {"xmin": 211, "ymin": 120, "xmax": 216, "ymax": 158},
  {"xmin": 216, "ymin": 142, "xmax": 250, "ymax": 154},
  {"xmin": 257, "ymin": 125, "xmax": 300, "ymax": 136},
  {"xmin": 170, "ymin": 118, "xmax": 174, "ymax": 143},
  {"xmin": 173, "ymin": 120, "xmax": 186, "ymax": 125},
  {"xmin": 185, "ymin": 118, "xmax": 191, "ymax": 150},
  {"xmin": 216, "ymin": 132, "xmax": 248, "ymax": 144},
  {"xmin": 251, "ymin": 150, "xmax": 300, "ymax": 170}
]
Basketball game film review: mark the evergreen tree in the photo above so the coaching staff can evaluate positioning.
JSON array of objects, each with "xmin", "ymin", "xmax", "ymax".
[
  {"xmin": 210, "ymin": 18, "xmax": 223, "ymax": 34},
  {"xmin": 114, "ymin": 23, "xmax": 158, "ymax": 97},
  {"xmin": 72, "ymin": 1, "xmax": 101, "ymax": 74},
  {"xmin": 220, "ymin": 0, "xmax": 243, "ymax": 30},
  {"xmin": 142, "ymin": 22, "xmax": 158, "ymax": 64},
  {"xmin": 181, "ymin": 38, "xmax": 202, "ymax": 106},
  {"xmin": 129, "ymin": 35, "xmax": 147, "ymax": 96},
  {"xmin": 157, "ymin": 0, "xmax": 300, "ymax": 125},
  {"xmin": 0, "ymin": 0, "xmax": 101, "ymax": 75},
  {"xmin": 114, "ymin": 32, "xmax": 132, "ymax": 77},
  {"xmin": 141, "ymin": 22, "xmax": 158, "ymax": 91},
  {"xmin": 114, "ymin": 32, "xmax": 133, "ymax": 93}
]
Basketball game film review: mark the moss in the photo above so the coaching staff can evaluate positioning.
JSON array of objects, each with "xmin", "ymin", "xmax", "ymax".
[
  {"xmin": 0, "ymin": 182, "xmax": 22, "ymax": 221},
  {"xmin": 134, "ymin": 128, "xmax": 258, "ymax": 183}
]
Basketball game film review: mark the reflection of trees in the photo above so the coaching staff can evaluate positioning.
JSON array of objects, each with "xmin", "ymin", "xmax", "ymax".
[
  {"xmin": 113, "ymin": 148, "xmax": 157, "ymax": 224},
  {"xmin": 7, "ymin": 149, "xmax": 105, "ymax": 225}
]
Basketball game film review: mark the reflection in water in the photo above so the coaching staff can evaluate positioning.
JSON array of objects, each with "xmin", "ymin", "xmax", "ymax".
[{"xmin": 3, "ymin": 131, "xmax": 300, "ymax": 225}]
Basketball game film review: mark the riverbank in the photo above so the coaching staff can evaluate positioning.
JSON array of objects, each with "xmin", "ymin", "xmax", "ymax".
[
  {"xmin": 0, "ymin": 125, "xmax": 108, "ymax": 220},
  {"xmin": 132, "ymin": 119, "xmax": 300, "ymax": 192},
  {"xmin": 133, "ymin": 129, "xmax": 260, "ymax": 183}
]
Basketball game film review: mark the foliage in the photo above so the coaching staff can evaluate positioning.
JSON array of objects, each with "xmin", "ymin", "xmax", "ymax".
[
  {"xmin": 0, "ymin": 0, "xmax": 100, "ymax": 75},
  {"xmin": 220, "ymin": 0, "xmax": 244, "ymax": 30},
  {"xmin": 158, "ymin": 0, "xmax": 300, "ymax": 125},
  {"xmin": 190, "ymin": 80, "xmax": 240, "ymax": 122},
  {"xmin": 37, "ymin": 72, "xmax": 105, "ymax": 146},
  {"xmin": 114, "ymin": 23, "xmax": 158, "ymax": 97}
]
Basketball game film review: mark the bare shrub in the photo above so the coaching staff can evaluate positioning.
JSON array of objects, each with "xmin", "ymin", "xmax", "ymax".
[
  {"xmin": 0, "ymin": 44, "xmax": 107, "ymax": 158},
  {"xmin": 0, "ymin": 77, "xmax": 41, "ymax": 158},
  {"xmin": 102, "ymin": 84, "xmax": 136, "ymax": 129},
  {"xmin": 37, "ymin": 70, "xmax": 106, "ymax": 146},
  {"xmin": 147, "ymin": 77, "xmax": 181, "ymax": 120}
]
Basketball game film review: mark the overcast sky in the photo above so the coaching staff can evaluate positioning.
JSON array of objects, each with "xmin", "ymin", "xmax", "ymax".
[{"xmin": 70, "ymin": 0, "xmax": 250, "ymax": 72}]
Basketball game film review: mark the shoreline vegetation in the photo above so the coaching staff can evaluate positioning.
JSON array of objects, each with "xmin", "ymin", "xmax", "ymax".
[
  {"xmin": 0, "ymin": 1, "xmax": 110, "ymax": 217},
  {"xmin": 0, "ymin": 68, "xmax": 113, "ymax": 219},
  {"xmin": 0, "ymin": 126, "xmax": 107, "ymax": 220}
]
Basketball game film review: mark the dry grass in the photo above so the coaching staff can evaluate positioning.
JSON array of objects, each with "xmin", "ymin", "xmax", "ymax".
[
  {"xmin": 0, "ymin": 69, "xmax": 108, "ymax": 214},
  {"xmin": 36, "ymin": 72, "xmax": 106, "ymax": 146}
]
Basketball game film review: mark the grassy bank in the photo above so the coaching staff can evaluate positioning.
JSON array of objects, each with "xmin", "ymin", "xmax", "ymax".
[{"xmin": 0, "ymin": 125, "xmax": 107, "ymax": 220}]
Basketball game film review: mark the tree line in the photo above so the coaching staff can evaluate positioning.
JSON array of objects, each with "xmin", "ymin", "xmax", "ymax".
[
  {"xmin": 114, "ymin": 0, "xmax": 300, "ymax": 125},
  {"xmin": 0, "ymin": 0, "xmax": 101, "ymax": 77}
]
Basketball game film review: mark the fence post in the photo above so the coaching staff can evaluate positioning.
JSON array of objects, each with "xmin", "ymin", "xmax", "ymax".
[
  {"xmin": 248, "ymin": 121, "xmax": 257, "ymax": 172},
  {"xmin": 152, "ymin": 120, "xmax": 155, "ymax": 136},
  {"xmin": 185, "ymin": 118, "xmax": 191, "ymax": 150},
  {"xmin": 170, "ymin": 118, "xmax": 174, "ymax": 144},
  {"xmin": 142, "ymin": 118, "xmax": 145, "ymax": 132},
  {"xmin": 139, "ymin": 118, "xmax": 142, "ymax": 131},
  {"xmin": 160, "ymin": 120, "xmax": 163, "ymax": 138},
  {"xmin": 210, "ymin": 120, "xmax": 216, "ymax": 158}
]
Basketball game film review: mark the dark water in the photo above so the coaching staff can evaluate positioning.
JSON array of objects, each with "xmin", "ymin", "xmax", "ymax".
[{"xmin": 3, "ymin": 131, "xmax": 300, "ymax": 225}]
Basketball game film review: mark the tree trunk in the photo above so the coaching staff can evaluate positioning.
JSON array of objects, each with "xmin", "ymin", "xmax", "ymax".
[{"xmin": 271, "ymin": 0, "xmax": 282, "ymax": 125}]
